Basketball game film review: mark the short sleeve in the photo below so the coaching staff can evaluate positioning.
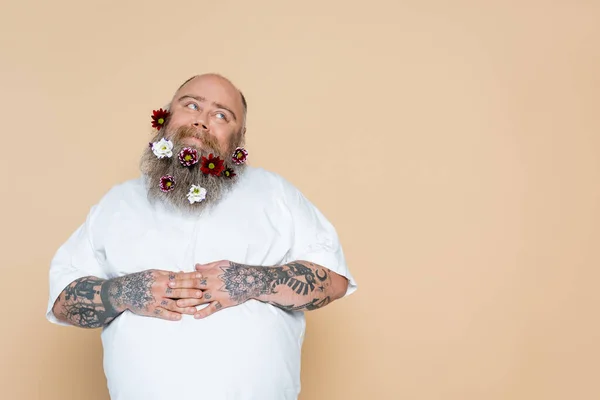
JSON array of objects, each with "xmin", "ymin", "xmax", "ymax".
[
  {"xmin": 46, "ymin": 204, "xmax": 109, "ymax": 326},
  {"xmin": 280, "ymin": 178, "xmax": 357, "ymax": 297}
]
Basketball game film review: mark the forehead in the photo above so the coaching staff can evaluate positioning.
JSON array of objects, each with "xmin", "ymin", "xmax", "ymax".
[{"xmin": 173, "ymin": 75, "xmax": 243, "ymax": 113}]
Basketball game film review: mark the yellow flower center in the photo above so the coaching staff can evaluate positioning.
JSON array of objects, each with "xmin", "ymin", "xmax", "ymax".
[
  {"xmin": 166, "ymin": 182, "xmax": 172, "ymax": 187},
  {"xmin": 237, "ymin": 153, "xmax": 243, "ymax": 159},
  {"xmin": 185, "ymin": 155, "xmax": 192, "ymax": 161},
  {"xmin": 158, "ymin": 118, "xmax": 164, "ymax": 124},
  {"xmin": 209, "ymin": 162, "xmax": 215, "ymax": 169}
]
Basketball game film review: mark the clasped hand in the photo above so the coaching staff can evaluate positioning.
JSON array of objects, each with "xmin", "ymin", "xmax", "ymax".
[
  {"xmin": 172, "ymin": 260, "xmax": 249, "ymax": 320},
  {"xmin": 125, "ymin": 260, "xmax": 249, "ymax": 321}
]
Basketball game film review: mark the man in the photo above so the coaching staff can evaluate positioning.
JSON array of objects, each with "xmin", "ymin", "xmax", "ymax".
[{"xmin": 46, "ymin": 73, "xmax": 357, "ymax": 400}]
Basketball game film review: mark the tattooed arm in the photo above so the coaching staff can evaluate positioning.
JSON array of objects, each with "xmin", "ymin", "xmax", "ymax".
[
  {"xmin": 170, "ymin": 260, "xmax": 349, "ymax": 318},
  {"xmin": 239, "ymin": 261, "xmax": 348, "ymax": 311},
  {"xmin": 52, "ymin": 270, "xmax": 207, "ymax": 328},
  {"xmin": 52, "ymin": 276, "xmax": 121, "ymax": 328}
]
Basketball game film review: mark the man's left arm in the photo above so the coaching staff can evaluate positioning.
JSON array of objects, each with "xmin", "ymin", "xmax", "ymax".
[
  {"xmin": 175, "ymin": 175, "xmax": 357, "ymax": 318},
  {"xmin": 170, "ymin": 260, "xmax": 348, "ymax": 318}
]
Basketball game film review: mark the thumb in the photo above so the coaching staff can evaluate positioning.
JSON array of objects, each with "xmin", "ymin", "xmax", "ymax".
[
  {"xmin": 195, "ymin": 262, "xmax": 212, "ymax": 270},
  {"xmin": 196, "ymin": 260, "xmax": 227, "ymax": 270}
]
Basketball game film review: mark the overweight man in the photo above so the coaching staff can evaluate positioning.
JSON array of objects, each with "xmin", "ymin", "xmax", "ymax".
[{"xmin": 46, "ymin": 73, "xmax": 357, "ymax": 400}]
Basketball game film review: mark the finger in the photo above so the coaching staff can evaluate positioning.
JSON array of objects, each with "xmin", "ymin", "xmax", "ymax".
[
  {"xmin": 152, "ymin": 307, "xmax": 182, "ymax": 321},
  {"xmin": 176, "ymin": 297, "xmax": 205, "ymax": 308},
  {"xmin": 194, "ymin": 300, "xmax": 224, "ymax": 319},
  {"xmin": 158, "ymin": 299, "xmax": 197, "ymax": 315},
  {"xmin": 175, "ymin": 271, "xmax": 203, "ymax": 280},
  {"xmin": 195, "ymin": 261, "xmax": 220, "ymax": 271},
  {"xmin": 178, "ymin": 291, "xmax": 214, "ymax": 307},
  {"xmin": 155, "ymin": 271, "xmax": 201, "ymax": 280},
  {"xmin": 154, "ymin": 269, "xmax": 178, "ymax": 275},
  {"xmin": 168, "ymin": 277, "xmax": 207, "ymax": 289},
  {"xmin": 167, "ymin": 271, "xmax": 202, "ymax": 283},
  {"xmin": 165, "ymin": 288, "xmax": 204, "ymax": 300},
  {"xmin": 186, "ymin": 291, "xmax": 214, "ymax": 307}
]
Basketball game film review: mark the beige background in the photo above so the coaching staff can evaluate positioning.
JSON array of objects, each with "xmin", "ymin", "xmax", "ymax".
[{"xmin": 1, "ymin": 0, "xmax": 599, "ymax": 399}]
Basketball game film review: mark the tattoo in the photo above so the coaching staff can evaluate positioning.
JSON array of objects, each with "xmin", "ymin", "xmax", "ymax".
[
  {"xmin": 104, "ymin": 271, "xmax": 155, "ymax": 313},
  {"xmin": 315, "ymin": 269, "xmax": 328, "ymax": 282},
  {"xmin": 56, "ymin": 270, "xmax": 158, "ymax": 329},
  {"xmin": 64, "ymin": 278, "xmax": 98, "ymax": 302},
  {"xmin": 204, "ymin": 293, "xmax": 212, "ymax": 300},
  {"xmin": 166, "ymin": 287, "xmax": 173, "ymax": 295},
  {"xmin": 271, "ymin": 262, "xmax": 318, "ymax": 295},
  {"xmin": 59, "ymin": 277, "xmax": 118, "ymax": 328},
  {"xmin": 169, "ymin": 273, "xmax": 176, "ymax": 281},
  {"xmin": 100, "ymin": 280, "xmax": 119, "ymax": 317},
  {"xmin": 199, "ymin": 279, "xmax": 207, "ymax": 286},
  {"xmin": 219, "ymin": 262, "xmax": 314, "ymax": 303},
  {"xmin": 215, "ymin": 302, "xmax": 222, "ymax": 310},
  {"xmin": 218, "ymin": 261, "xmax": 335, "ymax": 312},
  {"xmin": 273, "ymin": 296, "xmax": 331, "ymax": 311},
  {"xmin": 161, "ymin": 300, "xmax": 168, "ymax": 306}
]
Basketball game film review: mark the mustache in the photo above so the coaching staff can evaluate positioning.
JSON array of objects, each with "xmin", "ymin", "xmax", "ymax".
[{"xmin": 168, "ymin": 126, "xmax": 221, "ymax": 154}]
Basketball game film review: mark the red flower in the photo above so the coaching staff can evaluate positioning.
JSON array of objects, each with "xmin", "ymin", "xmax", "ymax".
[
  {"xmin": 223, "ymin": 167, "xmax": 236, "ymax": 179},
  {"xmin": 159, "ymin": 175, "xmax": 176, "ymax": 192},
  {"xmin": 178, "ymin": 147, "xmax": 199, "ymax": 167},
  {"xmin": 200, "ymin": 154, "xmax": 225, "ymax": 176},
  {"xmin": 231, "ymin": 147, "xmax": 248, "ymax": 165},
  {"xmin": 151, "ymin": 108, "xmax": 170, "ymax": 131}
]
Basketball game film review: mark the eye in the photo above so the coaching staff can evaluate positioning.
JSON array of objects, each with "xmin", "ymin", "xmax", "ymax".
[
  {"xmin": 215, "ymin": 112, "xmax": 228, "ymax": 121},
  {"xmin": 186, "ymin": 103, "xmax": 199, "ymax": 111}
]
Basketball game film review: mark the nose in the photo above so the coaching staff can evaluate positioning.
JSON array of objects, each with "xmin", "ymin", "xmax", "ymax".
[
  {"xmin": 192, "ymin": 111, "xmax": 209, "ymax": 132},
  {"xmin": 192, "ymin": 121, "xmax": 209, "ymax": 131}
]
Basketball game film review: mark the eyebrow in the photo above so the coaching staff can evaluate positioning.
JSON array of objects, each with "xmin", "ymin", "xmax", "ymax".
[{"xmin": 178, "ymin": 95, "xmax": 238, "ymax": 122}]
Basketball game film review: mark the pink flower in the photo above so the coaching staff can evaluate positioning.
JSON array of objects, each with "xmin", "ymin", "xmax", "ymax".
[
  {"xmin": 231, "ymin": 147, "xmax": 248, "ymax": 165},
  {"xmin": 159, "ymin": 175, "xmax": 176, "ymax": 192},
  {"xmin": 178, "ymin": 147, "xmax": 199, "ymax": 167}
]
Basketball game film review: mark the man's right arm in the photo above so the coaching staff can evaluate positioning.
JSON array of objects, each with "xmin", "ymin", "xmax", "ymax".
[
  {"xmin": 51, "ymin": 270, "xmax": 208, "ymax": 328},
  {"xmin": 52, "ymin": 276, "xmax": 124, "ymax": 328}
]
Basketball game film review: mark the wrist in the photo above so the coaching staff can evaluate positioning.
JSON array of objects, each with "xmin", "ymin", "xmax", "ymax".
[
  {"xmin": 100, "ymin": 278, "xmax": 128, "ymax": 314},
  {"xmin": 225, "ymin": 262, "xmax": 272, "ymax": 303}
]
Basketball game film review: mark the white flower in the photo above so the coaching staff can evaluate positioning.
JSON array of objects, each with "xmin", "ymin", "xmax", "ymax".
[
  {"xmin": 187, "ymin": 185, "xmax": 207, "ymax": 204},
  {"xmin": 152, "ymin": 138, "xmax": 173, "ymax": 158}
]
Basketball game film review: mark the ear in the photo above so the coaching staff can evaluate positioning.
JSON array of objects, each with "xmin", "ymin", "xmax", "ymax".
[{"xmin": 242, "ymin": 126, "xmax": 247, "ymax": 136}]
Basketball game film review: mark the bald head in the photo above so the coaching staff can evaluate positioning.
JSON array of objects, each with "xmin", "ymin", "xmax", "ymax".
[{"xmin": 174, "ymin": 74, "xmax": 247, "ymax": 123}]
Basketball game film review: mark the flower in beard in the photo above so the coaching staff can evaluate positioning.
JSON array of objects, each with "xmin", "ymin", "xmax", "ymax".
[
  {"xmin": 178, "ymin": 147, "xmax": 199, "ymax": 167},
  {"xmin": 200, "ymin": 154, "xmax": 225, "ymax": 176},
  {"xmin": 151, "ymin": 108, "xmax": 170, "ymax": 131},
  {"xmin": 159, "ymin": 175, "xmax": 176, "ymax": 192},
  {"xmin": 231, "ymin": 147, "xmax": 248, "ymax": 165},
  {"xmin": 151, "ymin": 138, "xmax": 173, "ymax": 158},
  {"xmin": 223, "ymin": 167, "xmax": 236, "ymax": 179},
  {"xmin": 187, "ymin": 185, "xmax": 207, "ymax": 204}
]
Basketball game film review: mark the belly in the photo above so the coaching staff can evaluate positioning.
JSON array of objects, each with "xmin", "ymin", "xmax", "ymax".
[{"xmin": 101, "ymin": 300, "xmax": 305, "ymax": 400}]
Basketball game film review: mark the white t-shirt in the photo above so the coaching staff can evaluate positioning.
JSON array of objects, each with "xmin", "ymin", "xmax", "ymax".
[{"xmin": 46, "ymin": 166, "xmax": 357, "ymax": 400}]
